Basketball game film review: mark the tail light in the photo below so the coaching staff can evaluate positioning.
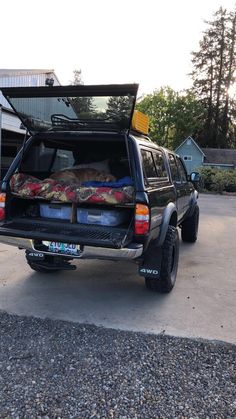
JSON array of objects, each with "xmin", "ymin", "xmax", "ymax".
[
  {"xmin": 0, "ymin": 193, "xmax": 6, "ymax": 221},
  {"xmin": 135, "ymin": 204, "xmax": 150, "ymax": 235}
]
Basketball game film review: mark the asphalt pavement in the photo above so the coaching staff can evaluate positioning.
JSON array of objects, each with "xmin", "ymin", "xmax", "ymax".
[{"xmin": 0, "ymin": 194, "xmax": 235, "ymax": 344}]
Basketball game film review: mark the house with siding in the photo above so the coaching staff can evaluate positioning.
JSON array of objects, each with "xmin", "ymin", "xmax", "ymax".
[
  {"xmin": 175, "ymin": 136, "xmax": 236, "ymax": 173},
  {"xmin": 0, "ymin": 69, "xmax": 60, "ymax": 178},
  {"xmin": 175, "ymin": 137, "xmax": 205, "ymax": 173},
  {"xmin": 202, "ymin": 148, "xmax": 236, "ymax": 170}
]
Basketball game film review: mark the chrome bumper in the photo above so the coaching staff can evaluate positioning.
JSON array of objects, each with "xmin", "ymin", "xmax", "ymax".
[{"xmin": 0, "ymin": 235, "xmax": 143, "ymax": 261}]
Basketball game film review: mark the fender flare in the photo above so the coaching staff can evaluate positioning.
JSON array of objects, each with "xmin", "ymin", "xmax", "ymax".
[
  {"xmin": 187, "ymin": 190, "xmax": 199, "ymax": 217},
  {"xmin": 155, "ymin": 202, "xmax": 178, "ymax": 247}
]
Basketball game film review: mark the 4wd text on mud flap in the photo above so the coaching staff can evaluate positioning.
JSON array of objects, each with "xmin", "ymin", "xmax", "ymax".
[{"xmin": 140, "ymin": 268, "xmax": 159, "ymax": 275}]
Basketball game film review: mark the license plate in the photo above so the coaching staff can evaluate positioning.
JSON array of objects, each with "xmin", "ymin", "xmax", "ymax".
[{"xmin": 43, "ymin": 241, "xmax": 79, "ymax": 255}]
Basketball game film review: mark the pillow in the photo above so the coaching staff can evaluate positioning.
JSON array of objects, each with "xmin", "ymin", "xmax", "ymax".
[{"xmin": 73, "ymin": 159, "xmax": 110, "ymax": 173}]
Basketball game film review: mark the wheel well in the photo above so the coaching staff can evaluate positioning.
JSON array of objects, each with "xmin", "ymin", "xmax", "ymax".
[{"xmin": 169, "ymin": 211, "xmax": 177, "ymax": 227}]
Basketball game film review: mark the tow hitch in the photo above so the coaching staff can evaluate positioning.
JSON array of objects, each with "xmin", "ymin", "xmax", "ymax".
[{"xmin": 26, "ymin": 250, "xmax": 77, "ymax": 271}]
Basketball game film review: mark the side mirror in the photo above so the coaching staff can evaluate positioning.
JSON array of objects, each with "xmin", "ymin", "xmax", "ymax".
[{"xmin": 189, "ymin": 171, "xmax": 200, "ymax": 182}]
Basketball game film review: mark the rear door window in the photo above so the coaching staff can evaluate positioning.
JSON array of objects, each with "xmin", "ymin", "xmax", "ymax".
[
  {"xmin": 141, "ymin": 148, "xmax": 170, "ymax": 186},
  {"xmin": 141, "ymin": 150, "xmax": 157, "ymax": 180},
  {"xmin": 152, "ymin": 151, "xmax": 168, "ymax": 179},
  {"xmin": 176, "ymin": 157, "xmax": 188, "ymax": 182},
  {"xmin": 168, "ymin": 154, "xmax": 180, "ymax": 182}
]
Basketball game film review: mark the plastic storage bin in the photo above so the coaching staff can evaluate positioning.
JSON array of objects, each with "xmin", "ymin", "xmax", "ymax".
[
  {"xmin": 77, "ymin": 207, "xmax": 128, "ymax": 226},
  {"xmin": 40, "ymin": 203, "xmax": 71, "ymax": 220}
]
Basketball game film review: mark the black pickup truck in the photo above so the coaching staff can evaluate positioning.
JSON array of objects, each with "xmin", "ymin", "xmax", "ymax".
[{"xmin": 0, "ymin": 84, "xmax": 199, "ymax": 292}]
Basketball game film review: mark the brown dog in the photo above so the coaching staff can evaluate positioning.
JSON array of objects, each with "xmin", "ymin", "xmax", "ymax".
[{"xmin": 50, "ymin": 168, "xmax": 116, "ymax": 185}]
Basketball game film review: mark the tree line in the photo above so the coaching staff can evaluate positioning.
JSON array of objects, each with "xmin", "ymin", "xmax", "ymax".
[
  {"xmin": 137, "ymin": 7, "xmax": 236, "ymax": 150},
  {"xmin": 72, "ymin": 7, "xmax": 236, "ymax": 150}
]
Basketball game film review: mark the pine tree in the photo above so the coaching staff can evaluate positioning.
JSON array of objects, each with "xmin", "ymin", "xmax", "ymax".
[
  {"xmin": 71, "ymin": 69, "xmax": 94, "ymax": 117},
  {"xmin": 222, "ymin": 11, "xmax": 236, "ymax": 143},
  {"xmin": 106, "ymin": 96, "xmax": 134, "ymax": 127},
  {"xmin": 191, "ymin": 7, "xmax": 236, "ymax": 148},
  {"xmin": 72, "ymin": 69, "xmax": 83, "ymax": 86}
]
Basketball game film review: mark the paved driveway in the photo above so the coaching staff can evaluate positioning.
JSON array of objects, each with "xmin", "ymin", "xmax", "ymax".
[{"xmin": 0, "ymin": 194, "xmax": 235, "ymax": 344}]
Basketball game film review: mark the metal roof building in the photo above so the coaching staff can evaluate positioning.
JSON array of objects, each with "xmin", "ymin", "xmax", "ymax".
[{"xmin": 0, "ymin": 69, "xmax": 61, "ymax": 178}]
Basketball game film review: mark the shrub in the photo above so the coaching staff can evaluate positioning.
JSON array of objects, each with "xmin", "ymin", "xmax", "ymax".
[
  {"xmin": 211, "ymin": 171, "xmax": 228, "ymax": 193},
  {"xmin": 198, "ymin": 167, "xmax": 236, "ymax": 193},
  {"xmin": 223, "ymin": 170, "xmax": 236, "ymax": 192},
  {"xmin": 198, "ymin": 167, "xmax": 218, "ymax": 191}
]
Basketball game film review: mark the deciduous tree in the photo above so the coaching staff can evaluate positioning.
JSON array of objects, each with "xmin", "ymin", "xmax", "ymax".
[{"xmin": 137, "ymin": 87, "xmax": 204, "ymax": 149}]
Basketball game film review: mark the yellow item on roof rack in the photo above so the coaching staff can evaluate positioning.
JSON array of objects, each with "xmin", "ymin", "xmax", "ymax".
[{"xmin": 131, "ymin": 110, "xmax": 149, "ymax": 135}]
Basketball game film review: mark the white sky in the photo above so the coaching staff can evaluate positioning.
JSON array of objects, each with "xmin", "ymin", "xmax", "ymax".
[{"xmin": 1, "ymin": 0, "xmax": 236, "ymax": 95}]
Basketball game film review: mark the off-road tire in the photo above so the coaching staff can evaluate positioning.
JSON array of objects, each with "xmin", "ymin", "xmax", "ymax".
[
  {"xmin": 181, "ymin": 204, "xmax": 199, "ymax": 243},
  {"xmin": 25, "ymin": 252, "xmax": 60, "ymax": 273},
  {"xmin": 145, "ymin": 225, "xmax": 179, "ymax": 293}
]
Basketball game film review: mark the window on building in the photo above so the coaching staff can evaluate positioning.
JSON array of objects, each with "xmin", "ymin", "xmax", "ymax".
[{"xmin": 183, "ymin": 155, "xmax": 192, "ymax": 161}]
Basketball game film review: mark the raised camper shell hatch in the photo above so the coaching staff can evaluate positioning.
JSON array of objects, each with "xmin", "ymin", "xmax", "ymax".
[
  {"xmin": 1, "ymin": 84, "xmax": 140, "ymax": 135},
  {"xmin": 0, "ymin": 84, "xmax": 150, "ymax": 252}
]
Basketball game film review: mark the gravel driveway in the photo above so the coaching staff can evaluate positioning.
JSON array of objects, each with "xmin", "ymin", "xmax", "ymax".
[{"xmin": 0, "ymin": 311, "xmax": 235, "ymax": 419}]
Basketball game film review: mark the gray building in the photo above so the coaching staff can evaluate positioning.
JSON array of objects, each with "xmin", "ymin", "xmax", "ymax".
[
  {"xmin": 175, "ymin": 136, "xmax": 236, "ymax": 173},
  {"xmin": 0, "ymin": 69, "xmax": 60, "ymax": 178},
  {"xmin": 175, "ymin": 137, "xmax": 205, "ymax": 173},
  {"xmin": 202, "ymin": 148, "xmax": 236, "ymax": 170}
]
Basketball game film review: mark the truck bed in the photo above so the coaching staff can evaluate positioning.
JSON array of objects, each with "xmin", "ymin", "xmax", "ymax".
[{"xmin": 0, "ymin": 217, "xmax": 133, "ymax": 249}]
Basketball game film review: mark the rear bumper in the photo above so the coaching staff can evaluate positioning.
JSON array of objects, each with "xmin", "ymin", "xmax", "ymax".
[{"xmin": 0, "ymin": 235, "xmax": 143, "ymax": 261}]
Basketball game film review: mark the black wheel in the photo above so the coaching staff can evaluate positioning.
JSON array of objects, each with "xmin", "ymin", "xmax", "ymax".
[
  {"xmin": 145, "ymin": 225, "xmax": 179, "ymax": 293},
  {"xmin": 181, "ymin": 204, "xmax": 199, "ymax": 243},
  {"xmin": 25, "ymin": 251, "xmax": 60, "ymax": 273}
]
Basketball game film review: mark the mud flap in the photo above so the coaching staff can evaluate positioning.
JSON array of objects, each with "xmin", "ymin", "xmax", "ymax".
[{"xmin": 138, "ymin": 244, "xmax": 163, "ymax": 279}]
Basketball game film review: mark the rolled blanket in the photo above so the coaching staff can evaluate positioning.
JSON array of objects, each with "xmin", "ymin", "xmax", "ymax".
[{"xmin": 10, "ymin": 173, "xmax": 134, "ymax": 205}]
